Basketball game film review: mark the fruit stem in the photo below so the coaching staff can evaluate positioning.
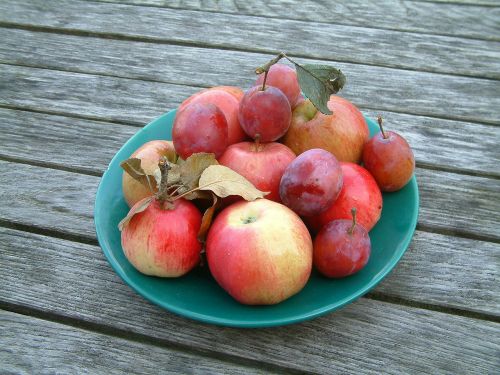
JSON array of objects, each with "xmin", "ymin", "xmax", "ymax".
[
  {"xmin": 254, "ymin": 134, "xmax": 262, "ymax": 152},
  {"xmin": 261, "ymin": 71, "xmax": 269, "ymax": 91},
  {"xmin": 377, "ymin": 115, "xmax": 388, "ymax": 139},
  {"xmin": 348, "ymin": 207, "xmax": 357, "ymax": 235},
  {"xmin": 156, "ymin": 156, "xmax": 171, "ymax": 202}
]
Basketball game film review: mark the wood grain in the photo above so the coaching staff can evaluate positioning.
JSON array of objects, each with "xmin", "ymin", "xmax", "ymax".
[
  {"xmin": 374, "ymin": 230, "xmax": 500, "ymax": 315},
  {"xmin": 1, "ymin": 160, "xmax": 498, "ymax": 241},
  {"xmin": 1, "ymin": 60, "xmax": 499, "ymax": 129},
  {"xmin": 0, "ymin": 310, "xmax": 275, "ymax": 375},
  {"xmin": 0, "ymin": 227, "xmax": 498, "ymax": 374},
  {"xmin": 1, "ymin": 0, "xmax": 499, "ymax": 79},
  {"xmin": 96, "ymin": 0, "xmax": 500, "ymax": 41}
]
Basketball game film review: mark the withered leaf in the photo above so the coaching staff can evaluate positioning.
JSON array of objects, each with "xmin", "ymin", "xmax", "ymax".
[
  {"xmin": 118, "ymin": 196, "xmax": 153, "ymax": 231},
  {"xmin": 183, "ymin": 189, "xmax": 212, "ymax": 201},
  {"xmin": 198, "ymin": 165, "xmax": 267, "ymax": 201},
  {"xmin": 197, "ymin": 193, "xmax": 218, "ymax": 243},
  {"xmin": 180, "ymin": 153, "xmax": 219, "ymax": 190},
  {"xmin": 295, "ymin": 64, "xmax": 346, "ymax": 115},
  {"xmin": 120, "ymin": 158, "xmax": 157, "ymax": 193}
]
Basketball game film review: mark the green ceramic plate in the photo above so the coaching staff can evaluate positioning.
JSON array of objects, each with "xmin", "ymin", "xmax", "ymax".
[{"xmin": 95, "ymin": 110, "xmax": 419, "ymax": 328}]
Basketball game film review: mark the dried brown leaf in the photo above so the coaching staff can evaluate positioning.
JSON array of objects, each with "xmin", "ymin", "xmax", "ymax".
[
  {"xmin": 197, "ymin": 193, "xmax": 218, "ymax": 243},
  {"xmin": 120, "ymin": 158, "xmax": 157, "ymax": 192},
  {"xmin": 198, "ymin": 165, "xmax": 267, "ymax": 201},
  {"xmin": 180, "ymin": 153, "xmax": 218, "ymax": 190},
  {"xmin": 118, "ymin": 196, "xmax": 153, "ymax": 231}
]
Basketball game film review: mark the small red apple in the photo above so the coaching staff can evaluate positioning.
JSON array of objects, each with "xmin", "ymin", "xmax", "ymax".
[
  {"xmin": 283, "ymin": 96, "xmax": 369, "ymax": 163},
  {"xmin": 122, "ymin": 140, "xmax": 176, "ymax": 208},
  {"xmin": 306, "ymin": 162, "xmax": 382, "ymax": 233},
  {"xmin": 314, "ymin": 208, "xmax": 371, "ymax": 278},
  {"xmin": 218, "ymin": 141, "xmax": 296, "ymax": 202},
  {"xmin": 121, "ymin": 197, "xmax": 202, "ymax": 277},
  {"xmin": 206, "ymin": 199, "xmax": 313, "ymax": 305},
  {"xmin": 362, "ymin": 116, "xmax": 415, "ymax": 192},
  {"xmin": 179, "ymin": 86, "xmax": 246, "ymax": 145}
]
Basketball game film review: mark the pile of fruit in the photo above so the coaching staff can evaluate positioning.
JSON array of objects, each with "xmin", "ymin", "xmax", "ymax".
[{"xmin": 118, "ymin": 54, "xmax": 415, "ymax": 306}]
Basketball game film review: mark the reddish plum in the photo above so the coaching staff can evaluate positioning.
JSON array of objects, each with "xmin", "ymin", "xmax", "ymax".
[
  {"xmin": 173, "ymin": 103, "xmax": 228, "ymax": 159},
  {"xmin": 238, "ymin": 86, "xmax": 291, "ymax": 142},
  {"xmin": 306, "ymin": 162, "xmax": 382, "ymax": 232},
  {"xmin": 255, "ymin": 63, "xmax": 301, "ymax": 108},
  {"xmin": 362, "ymin": 116, "xmax": 415, "ymax": 192},
  {"xmin": 314, "ymin": 208, "xmax": 371, "ymax": 278},
  {"xmin": 279, "ymin": 149, "xmax": 343, "ymax": 216}
]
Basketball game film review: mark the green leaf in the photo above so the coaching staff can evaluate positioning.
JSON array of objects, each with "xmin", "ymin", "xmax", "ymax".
[{"xmin": 295, "ymin": 64, "xmax": 346, "ymax": 115}]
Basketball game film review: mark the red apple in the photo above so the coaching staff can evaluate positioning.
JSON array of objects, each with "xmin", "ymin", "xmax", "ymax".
[
  {"xmin": 282, "ymin": 97, "xmax": 369, "ymax": 163},
  {"xmin": 362, "ymin": 116, "xmax": 415, "ymax": 192},
  {"xmin": 307, "ymin": 162, "xmax": 382, "ymax": 233},
  {"xmin": 206, "ymin": 199, "xmax": 313, "ymax": 305},
  {"xmin": 179, "ymin": 86, "xmax": 246, "ymax": 145},
  {"xmin": 122, "ymin": 140, "xmax": 176, "ymax": 208},
  {"xmin": 121, "ymin": 198, "xmax": 202, "ymax": 277},
  {"xmin": 173, "ymin": 102, "xmax": 228, "ymax": 159},
  {"xmin": 218, "ymin": 141, "xmax": 296, "ymax": 202}
]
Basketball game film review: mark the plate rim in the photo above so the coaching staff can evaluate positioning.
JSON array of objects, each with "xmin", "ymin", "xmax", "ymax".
[{"xmin": 94, "ymin": 111, "xmax": 419, "ymax": 328}]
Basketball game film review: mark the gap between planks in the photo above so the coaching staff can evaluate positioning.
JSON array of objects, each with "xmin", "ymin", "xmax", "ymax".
[
  {"xmin": 0, "ymin": 20, "xmax": 498, "ymax": 81},
  {"xmin": 0, "ymin": 301, "xmax": 308, "ymax": 375},
  {"xmin": 93, "ymin": 0, "xmax": 500, "ymax": 42}
]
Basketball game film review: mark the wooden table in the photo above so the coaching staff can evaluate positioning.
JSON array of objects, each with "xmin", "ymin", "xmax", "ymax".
[{"xmin": 1, "ymin": 1, "xmax": 499, "ymax": 373}]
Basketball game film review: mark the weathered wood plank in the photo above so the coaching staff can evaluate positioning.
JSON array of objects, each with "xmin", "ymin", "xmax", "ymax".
[
  {"xmin": 1, "ymin": 105, "xmax": 499, "ymax": 184},
  {"xmin": 97, "ymin": 0, "xmax": 500, "ymax": 41},
  {"xmin": 0, "ymin": 109, "xmax": 137, "ymax": 175},
  {"xmin": 374, "ymin": 230, "xmax": 500, "ymax": 314},
  {"xmin": 1, "ymin": 61, "xmax": 499, "ymax": 129},
  {"xmin": 411, "ymin": 0, "xmax": 499, "ymax": 5},
  {"xmin": 1, "ymin": 0, "xmax": 499, "ymax": 79},
  {"xmin": 1, "ymin": 160, "xmax": 498, "ymax": 242},
  {"xmin": 0, "ymin": 227, "xmax": 498, "ymax": 374},
  {"xmin": 0, "ymin": 310, "xmax": 276, "ymax": 375}
]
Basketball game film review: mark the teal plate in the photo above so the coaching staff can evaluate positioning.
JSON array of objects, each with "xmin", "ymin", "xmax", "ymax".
[{"xmin": 95, "ymin": 110, "xmax": 419, "ymax": 328}]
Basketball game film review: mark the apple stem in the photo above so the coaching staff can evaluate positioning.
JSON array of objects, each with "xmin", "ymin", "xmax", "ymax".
[
  {"xmin": 156, "ymin": 156, "xmax": 171, "ymax": 202},
  {"xmin": 377, "ymin": 115, "xmax": 388, "ymax": 139},
  {"xmin": 261, "ymin": 71, "xmax": 269, "ymax": 91},
  {"xmin": 348, "ymin": 207, "xmax": 357, "ymax": 235},
  {"xmin": 254, "ymin": 134, "xmax": 261, "ymax": 151}
]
